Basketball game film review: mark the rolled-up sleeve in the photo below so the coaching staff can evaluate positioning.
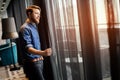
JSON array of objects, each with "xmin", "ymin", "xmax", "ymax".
[{"xmin": 22, "ymin": 28, "xmax": 33, "ymax": 49}]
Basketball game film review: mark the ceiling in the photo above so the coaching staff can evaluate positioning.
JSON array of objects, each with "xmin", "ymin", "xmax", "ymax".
[{"xmin": 0, "ymin": 0, "xmax": 11, "ymax": 17}]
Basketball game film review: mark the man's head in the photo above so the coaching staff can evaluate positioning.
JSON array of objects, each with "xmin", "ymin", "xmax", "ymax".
[{"xmin": 26, "ymin": 5, "xmax": 41, "ymax": 24}]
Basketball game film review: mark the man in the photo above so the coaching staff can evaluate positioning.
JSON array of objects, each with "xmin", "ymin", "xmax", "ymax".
[{"xmin": 19, "ymin": 5, "xmax": 52, "ymax": 80}]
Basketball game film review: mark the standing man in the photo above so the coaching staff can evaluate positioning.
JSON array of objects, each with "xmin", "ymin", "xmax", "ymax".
[{"xmin": 19, "ymin": 5, "xmax": 52, "ymax": 80}]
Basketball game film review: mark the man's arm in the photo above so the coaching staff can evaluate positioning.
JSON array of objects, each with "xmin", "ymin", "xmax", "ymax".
[{"xmin": 27, "ymin": 47, "xmax": 52, "ymax": 56}]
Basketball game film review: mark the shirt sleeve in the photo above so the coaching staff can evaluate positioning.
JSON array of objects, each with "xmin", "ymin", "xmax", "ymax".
[{"xmin": 22, "ymin": 27, "xmax": 33, "ymax": 49}]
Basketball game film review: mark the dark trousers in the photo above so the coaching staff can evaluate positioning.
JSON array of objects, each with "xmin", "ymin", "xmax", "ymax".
[{"xmin": 23, "ymin": 60, "xmax": 45, "ymax": 80}]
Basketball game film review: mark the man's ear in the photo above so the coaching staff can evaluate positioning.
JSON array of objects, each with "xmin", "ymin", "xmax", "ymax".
[{"xmin": 28, "ymin": 12, "xmax": 31, "ymax": 17}]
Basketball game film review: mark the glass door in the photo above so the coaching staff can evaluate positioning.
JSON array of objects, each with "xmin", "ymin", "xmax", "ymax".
[{"xmin": 92, "ymin": 0, "xmax": 120, "ymax": 80}]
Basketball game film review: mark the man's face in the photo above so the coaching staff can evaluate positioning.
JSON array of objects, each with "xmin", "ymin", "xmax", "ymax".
[{"xmin": 30, "ymin": 9, "xmax": 40, "ymax": 24}]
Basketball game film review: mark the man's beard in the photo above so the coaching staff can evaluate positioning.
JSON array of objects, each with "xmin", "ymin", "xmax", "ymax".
[{"xmin": 31, "ymin": 17, "xmax": 39, "ymax": 24}]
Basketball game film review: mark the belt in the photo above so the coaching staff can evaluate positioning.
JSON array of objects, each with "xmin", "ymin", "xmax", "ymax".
[
  {"xmin": 23, "ymin": 56, "xmax": 44, "ymax": 63},
  {"xmin": 31, "ymin": 56, "xmax": 44, "ymax": 62}
]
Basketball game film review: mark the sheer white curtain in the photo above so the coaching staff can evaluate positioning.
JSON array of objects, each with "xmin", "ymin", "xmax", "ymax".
[{"xmin": 45, "ymin": 0, "xmax": 83, "ymax": 80}]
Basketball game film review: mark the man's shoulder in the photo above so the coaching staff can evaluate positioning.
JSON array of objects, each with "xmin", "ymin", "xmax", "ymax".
[
  {"xmin": 19, "ymin": 24, "xmax": 30, "ymax": 34},
  {"xmin": 20, "ymin": 23, "xmax": 31, "ymax": 30}
]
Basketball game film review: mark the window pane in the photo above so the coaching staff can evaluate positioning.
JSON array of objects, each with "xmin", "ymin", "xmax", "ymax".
[{"xmin": 95, "ymin": 0, "xmax": 111, "ymax": 80}]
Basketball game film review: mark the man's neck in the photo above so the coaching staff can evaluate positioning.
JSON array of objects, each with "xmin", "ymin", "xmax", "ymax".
[{"xmin": 26, "ymin": 18, "xmax": 36, "ymax": 26}]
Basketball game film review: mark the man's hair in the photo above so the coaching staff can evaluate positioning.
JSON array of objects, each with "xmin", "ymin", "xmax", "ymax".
[{"xmin": 26, "ymin": 5, "xmax": 41, "ymax": 17}]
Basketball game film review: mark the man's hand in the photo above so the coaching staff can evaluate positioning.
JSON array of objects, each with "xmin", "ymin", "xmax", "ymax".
[{"xmin": 43, "ymin": 48, "xmax": 52, "ymax": 56}]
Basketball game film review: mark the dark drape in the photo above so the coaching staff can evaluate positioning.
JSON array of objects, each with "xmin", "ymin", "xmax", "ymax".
[{"xmin": 7, "ymin": 0, "xmax": 26, "ymax": 65}]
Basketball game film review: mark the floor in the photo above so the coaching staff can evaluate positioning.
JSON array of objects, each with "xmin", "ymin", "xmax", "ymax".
[
  {"xmin": 0, "ymin": 64, "xmax": 28, "ymax": 80},
  {"xmin": 0, "ymin": 64, "xmax": 111, "ymax": 80}
]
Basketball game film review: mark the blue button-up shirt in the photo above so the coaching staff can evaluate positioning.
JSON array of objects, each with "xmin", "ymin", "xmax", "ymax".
[{"xmin": 19, "ymin": 22, "xmax": 41, "ymax": 60}]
